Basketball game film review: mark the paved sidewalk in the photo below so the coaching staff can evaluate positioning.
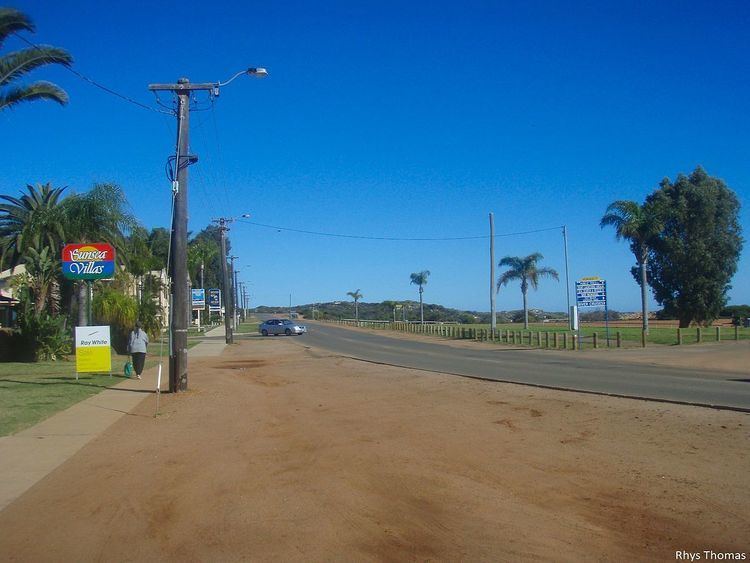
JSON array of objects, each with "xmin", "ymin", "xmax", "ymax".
[{"xmin": 0, "ymin": 327, "xmax": 228, "ymax": 512}]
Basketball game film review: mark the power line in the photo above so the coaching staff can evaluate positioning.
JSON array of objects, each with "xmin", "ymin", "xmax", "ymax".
[
  {"xmin": 235, "ymin": 219, "xmax": 564, "ymax": 241},
  {"xmin": 13, "ymin": 33, "xmax": 175, "ymax": 116}
]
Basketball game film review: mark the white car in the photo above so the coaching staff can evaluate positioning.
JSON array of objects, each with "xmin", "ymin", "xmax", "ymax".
[{"xmin": 259, "ymin": 319, "xmax": 307, "ymax": 336}]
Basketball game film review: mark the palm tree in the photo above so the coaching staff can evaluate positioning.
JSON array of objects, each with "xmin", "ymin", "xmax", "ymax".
[
  {"xmin": 0, "ymin": 183, "xmax": 67, "ymax": 269},
  {"xmin": 497, "ymin": 253, "xmax": 558, "ymax": 330},
  {"xmin": 62, "ymin": 183, "xmax": 137, "ymax": 326},
  {"xmin": 410, "ymin": 270, "xmax": 430, "ymax": 324},
  {"xmin": 347, "ymin": 289, "xmax": 363, "ymax": 323},
  {"xmin": 600, "ymin": 200, "xmax": 662, "ymax": 334},
  {"xmin": 0, "ymin": 8, "xmax": 73, "ymax": 111},
  {"xmin": 188, "ymin": 239, "xmax": 218, "ymax": 288}
]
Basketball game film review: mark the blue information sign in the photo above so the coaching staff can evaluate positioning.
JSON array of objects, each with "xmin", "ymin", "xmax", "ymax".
[
  {"xmin": 191, "ymin": 288, "xmax": 205, "ymax": 309},
  {"xmin": 208, "ymin": 288, "xmax": 221, "ymax": 312},
  {"xmin": 575, "ymin": 279, "xmax": 607, "ymax": 308}
]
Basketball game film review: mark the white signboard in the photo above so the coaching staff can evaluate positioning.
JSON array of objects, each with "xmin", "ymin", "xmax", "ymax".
[{"xmin": 75, "ymin": 325, "xmax": 112, "ymax": 374}]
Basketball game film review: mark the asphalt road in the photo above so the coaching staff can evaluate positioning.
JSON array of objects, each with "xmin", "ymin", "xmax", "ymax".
[{"xmin": 295, "ymin": 321, "xmax": 750, "ymax": 411}]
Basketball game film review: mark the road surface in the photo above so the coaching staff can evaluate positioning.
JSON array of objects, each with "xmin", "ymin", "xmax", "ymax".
[{"xmin": 293, "ymin": 321, "xmax": 750, "ymax": 411}]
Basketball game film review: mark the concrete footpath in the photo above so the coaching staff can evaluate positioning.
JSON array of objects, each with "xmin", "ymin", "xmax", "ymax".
[{"xmin": 0, "ymin": 325, "xmax": 228, "ymax": 511}]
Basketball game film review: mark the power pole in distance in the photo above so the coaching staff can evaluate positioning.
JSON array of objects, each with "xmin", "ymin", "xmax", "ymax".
[
  {"xmin": 212, "ymin": 218, "xmax": 234, "ymax": 344},
  {"xmin": 229, "ymin": 255, "xmax": 239, "ymax": 330},
  {"xmin": 149, "ymin": 67, "xmax": 267, "ymax": 390}
]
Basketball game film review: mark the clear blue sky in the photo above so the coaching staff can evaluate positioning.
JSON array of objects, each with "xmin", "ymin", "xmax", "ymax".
[{"xmin": 3, "ymin": 0, "xmax": 749, "ymax": 312}]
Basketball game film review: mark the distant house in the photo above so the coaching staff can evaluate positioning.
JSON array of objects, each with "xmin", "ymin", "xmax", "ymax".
[{"xmin": 0, "ymin": 265, "xmax": 24, "ymax": 328}]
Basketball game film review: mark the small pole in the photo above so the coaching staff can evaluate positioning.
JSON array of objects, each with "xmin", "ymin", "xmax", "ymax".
[
  {"xmin": 604, "ymin": 281, "xmax": 610, "ymax": 347},
  {"xmin": 489, "ymin": 212, "xmax": 497, "ymax": 339},
  {"xmin": 87, "ymin": 281, "xmax": 93, "ymax": 325},
  {"xmin": 677, "ymin": 327, "xmax": 682, "ymax": 345},
  {"xmin": 562, "ymin": 226, "xmax": 571, "ymax": 327},
  {"xmin": 155, "ymin": 364, "xmax": 162, "ymax": 418},
  {"xmin": 716, "ymin": 326, "xmax": 721, "ymax": 342},
  {"xmin": 641, "ymin": 329, "xmax": 647, "ymax": 348},
  {"xmin": 616, "ymin": 331, "xmax": 621, "ymax": 348}
]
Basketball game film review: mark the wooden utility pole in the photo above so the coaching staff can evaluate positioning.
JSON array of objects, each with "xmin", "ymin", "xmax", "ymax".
[
  {"xmin": 149, "ymin": 77, "xmax": 210, "ymax": 392},
  {"xmin": 229, "ymin": 256, "xmax": 239, "ymax": 330},
  {"xmin": 213, "ymin": 218, "xmax": 234, "ymax": 344},
  {"xmin": 150, "ymin": 69, "xmax": 266, "ymax": 378}
]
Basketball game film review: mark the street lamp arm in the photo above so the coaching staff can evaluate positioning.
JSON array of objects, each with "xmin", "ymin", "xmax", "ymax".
[{"xmin": 218, "ymin": 67, "xmax": 268, "ymax": 87}]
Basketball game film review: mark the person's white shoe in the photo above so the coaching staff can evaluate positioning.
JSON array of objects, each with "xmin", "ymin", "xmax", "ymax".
[{"xmin": 136, "ymin": 375, "xmax": 142, "ymax": 380}]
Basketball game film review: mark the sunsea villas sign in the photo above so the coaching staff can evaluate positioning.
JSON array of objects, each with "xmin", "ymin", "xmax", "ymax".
[{"xmin": 62, "ymin": 243, "xmax": 116, "ymax": 280}]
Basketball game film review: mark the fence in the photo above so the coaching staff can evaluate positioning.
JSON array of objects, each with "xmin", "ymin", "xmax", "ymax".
[{"xmin": 328, "ymin": 319, "xmax": 747, "ymax": 350}]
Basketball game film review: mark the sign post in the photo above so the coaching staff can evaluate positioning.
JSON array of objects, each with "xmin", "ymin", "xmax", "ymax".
[
  {"xmin": 191, "ymin": 288, "xmax": 206, "ymax": 328},
  {"xmin": 575, "ymin": 277, "xmax": 609, "ymax": 347}
]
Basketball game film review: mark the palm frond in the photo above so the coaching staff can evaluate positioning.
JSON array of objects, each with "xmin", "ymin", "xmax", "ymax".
[
  {"xmin": 0, "ymin": 81, "xmax": 68, "ymax": 110},
  {"xmin": 0, "ymin": 46, "xmax": 73, "ymax": 86},
  {"xmin": 0, "ymin": 8, "xmax": 34, "ymax": 47}
]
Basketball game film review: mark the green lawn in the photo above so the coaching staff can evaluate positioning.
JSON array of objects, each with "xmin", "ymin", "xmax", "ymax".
[
  {"xmin": 0, "ymin": 339, "xmax": 198, "ymax": 437},
  {"xmin": 234, "ymin": 321, "xmax": 260, "ymax": 335},
  {"xmin": 368, "ymin": 321, "xmax": 749, "ymax": 348}
]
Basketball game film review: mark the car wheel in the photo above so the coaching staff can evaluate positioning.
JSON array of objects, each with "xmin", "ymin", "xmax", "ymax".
[
  {"xmin": 285, "ymin": 328, "xmax": 292, "ymax": 336},
  {"xmin": 261, "ymin": 329, "xmax": 268, "ymax": 336}
]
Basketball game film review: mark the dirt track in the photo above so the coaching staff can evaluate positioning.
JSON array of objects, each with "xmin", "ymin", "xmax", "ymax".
[{"xmin": 0, "ymin": 337, "xmax": 748, "ymax": 561}]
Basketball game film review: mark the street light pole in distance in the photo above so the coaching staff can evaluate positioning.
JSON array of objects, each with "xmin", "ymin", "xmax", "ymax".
[{"xmin": 212, "ymin": 214, "xmax": 251, "ymax": 344}]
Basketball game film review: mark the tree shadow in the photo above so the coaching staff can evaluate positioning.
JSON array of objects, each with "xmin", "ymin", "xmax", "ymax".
[{"xmin": 0, "ymin": 377, "xmax": 155, "ymax": 393}]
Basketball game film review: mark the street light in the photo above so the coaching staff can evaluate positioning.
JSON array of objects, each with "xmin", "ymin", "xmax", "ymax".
[{"xmin": 216, "ymin": 68, "xmax": 268, "ymax": 91}]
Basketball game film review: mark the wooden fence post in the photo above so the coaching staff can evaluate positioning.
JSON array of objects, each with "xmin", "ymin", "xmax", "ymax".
[
  {"xmin": 697, "ymin": 327, "xmax": 702, "ymax": 343},
  {"xmin": 716, "ymin": 326, "xmax": 721, "ymax": 342},
  {"xmin": 593, "ymin": 332, "xmax": 598, "ymax": 349},
  {"xmin": 677, "ymin": 328, "xmax": 682, "ymax": 345},
  {"xmin": 563, "ymin": 332, "xmax": 568, "ymax": 350},
  {"xmin": 616, "ymin": 331, "xmax": 621, "ymax": 348}
]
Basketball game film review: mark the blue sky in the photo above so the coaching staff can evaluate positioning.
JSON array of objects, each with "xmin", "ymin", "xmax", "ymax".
[{"xmin": 3, "ymin": 0, "xmax": 749, "ymax": 312}]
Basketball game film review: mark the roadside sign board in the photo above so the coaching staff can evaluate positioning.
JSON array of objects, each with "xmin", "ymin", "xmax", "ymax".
[
  {"xmin": 62, "ymin": 243, "xmax": 116, "ymax": 280},
  {"xmin": 191, "ymin": 288, "xmax": 206, "ymax": 309},
  {"xmin": 75, "ymin": 326, "xmax": 111, "ymax": 374},
  {"xmin": 208, "ymin": 289, "xmax": 221, "ymax": 312},
  {"xmin": 576, "ymin": 277, "xmax": 607, "ymax": 308}
]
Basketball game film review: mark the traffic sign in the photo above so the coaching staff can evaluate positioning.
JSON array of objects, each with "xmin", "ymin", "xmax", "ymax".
[{"xmin": 576, "ymin": 278, "xmax": 607, "ymax": 308}]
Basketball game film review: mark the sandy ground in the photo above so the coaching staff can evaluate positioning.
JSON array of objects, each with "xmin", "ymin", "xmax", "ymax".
[{"xmin": 0, "ymin": 337, "xmax": 748, "ymax": 561}]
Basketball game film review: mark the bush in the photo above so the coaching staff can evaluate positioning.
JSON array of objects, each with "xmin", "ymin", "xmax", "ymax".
[{"xmin": 16, "ymin": 310, "xmax": 71, "ymax": 361}]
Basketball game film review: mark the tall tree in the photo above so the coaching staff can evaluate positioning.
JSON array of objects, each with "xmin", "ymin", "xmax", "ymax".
[
  {"xmin": 497, "ymin": 253, "xmax": 558, "ymax": 330},
  {"xmin": 0, "ymin": 8, "xmax": 72, "ymax": 111},
  {"xmin": 600, "ymin": 200, "xmax": 662, "ymax": 334},
  {"xmin": 644, "ymin": 167, "xmax": 743, "ymax": 327},
  {"xmin": 148, "ymin": 227, "xmax": 170, "ymax": 271},
  {"xmin": 62, "ymin": 183, "xmax": 137, "ymax": 326},
  {"xmin": 346, "ymin": 289, "xmax": 363, "ymax": 323},
  {"xmin": 188, "ymin": 238, "xmax": 218, "ymax": 288},
  {"xmin": 409, "ymin": 270, "xmax": 430, "ymax": 324},
  {"xmin": 190, "ymin": 225, "xmax": 228, "ymax": 290},
  {"xmin": 0, "ymin": 183, "xmax": 67, "ymax": 269}
]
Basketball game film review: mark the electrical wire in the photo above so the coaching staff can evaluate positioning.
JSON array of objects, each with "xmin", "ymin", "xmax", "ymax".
[
  {"xmin": 235, "ymin": 219, "xmax": 564, "ymax": 241},
  {"xmin": 210, "ymin": 102, "xmax": 235, "ymax": 214},
  {"xmin": 13, "ymin": 32, "xmax": 175, "ymax": 116}
]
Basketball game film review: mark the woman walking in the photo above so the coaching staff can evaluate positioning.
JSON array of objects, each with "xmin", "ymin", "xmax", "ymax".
[{"xmin": 128, "ymin": 321, "xmax": 149, "ymax": 379}]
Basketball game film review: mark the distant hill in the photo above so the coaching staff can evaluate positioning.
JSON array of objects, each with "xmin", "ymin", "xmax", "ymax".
[{"xmin": 253, "ymin": 301, "xmax": 567, "ymax": 324}]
